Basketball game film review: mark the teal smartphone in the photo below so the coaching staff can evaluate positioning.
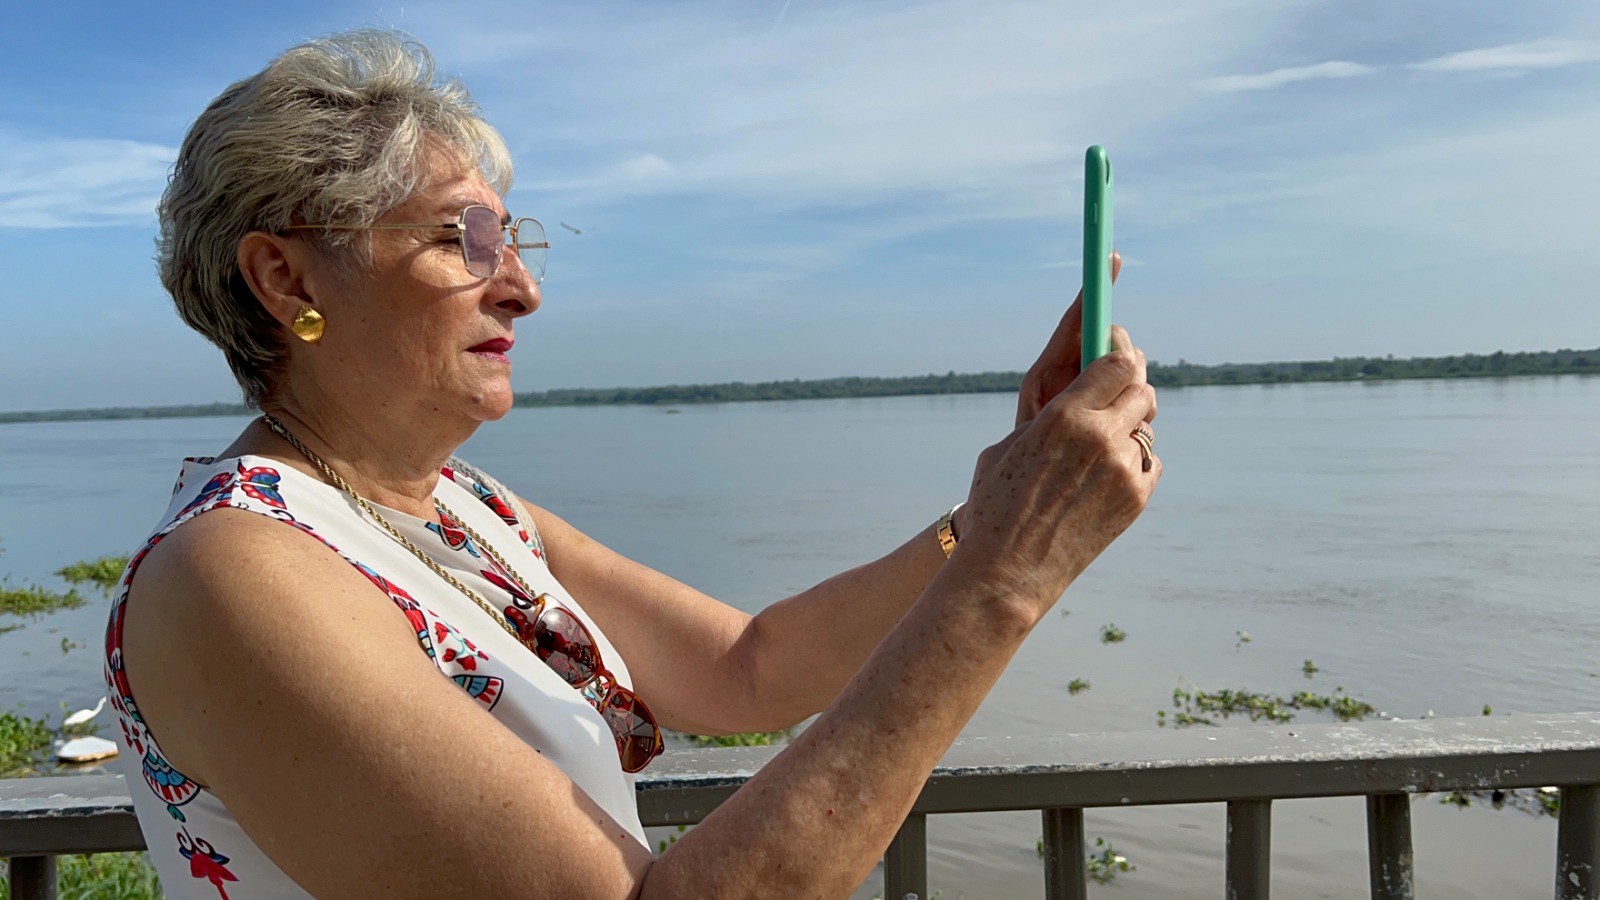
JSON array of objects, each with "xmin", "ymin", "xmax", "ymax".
[{"xmin": 1081, "ymin": 145, "xmax": 1113, "ymax": 371}]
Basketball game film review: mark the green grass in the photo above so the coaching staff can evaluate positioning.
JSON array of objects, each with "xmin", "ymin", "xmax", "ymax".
[
  {"xmin": 0, "ymin": 709, "xmax": 54, "ymax": 777},
  {"xmin": 0, "ymin": 582, "xmax": 84, "ymax": 617},
  {"xmin": 1289, "ymin": 688, "xmax": 1377, "ymax": 721},
  {"xmin": 1067, "ymin": 678, "xmax": 1091, "ymax": 695},
  {"xmin": 1086, "ymin": 838, "xmax": 1134, "ymax": 883},
  {"xmin": 680, "ymin": 730, "xmax": 791, "ymax": 748},
  {"xmin": 0, "ymin": 852, "xmax": 163, "ymax": 900},
  {"xmin": 1164, "ymin": 684, "xmax": 1376, "ymax": 728},
  {"xmin": 1036, "ymin": 836, "xmax": 1133, "ymax": 884},
  {"xmin": 0, "ymin": 555, "xmax": 127, "ymax": 640},
  {"xmin": 1099, "ymin": 623, "xmax": 1126, "ymax": 644},
  {"xmin": 55, "ymin": 556, "xmax": 130, "ymax": 592},
  {"xmin": 656, "ymin": 823, "xmax": 689, "ymax": 854},
  {"xmin": 1441, "ymin": 788, "xmax": 1560, "ymax": 818}
]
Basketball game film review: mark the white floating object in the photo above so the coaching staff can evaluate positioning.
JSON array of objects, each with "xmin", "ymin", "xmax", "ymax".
[
  {"xmin": 63, "ymin": 697, "xmax": 107, "ymax": 728},
  {"xmin": 57, "ymin": 736, "xmax": 118, "ymax": 763}
]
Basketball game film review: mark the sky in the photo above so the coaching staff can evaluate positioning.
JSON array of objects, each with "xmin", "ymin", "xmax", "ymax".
[{"xmin": 1, "ymin": 0, "xmax": 1597, "ymax": 411}]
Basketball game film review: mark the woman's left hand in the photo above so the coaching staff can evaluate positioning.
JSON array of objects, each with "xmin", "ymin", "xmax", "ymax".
[{"xmin": 1014, "ymin": 250, "xmax": 1123, "ymax": 428}]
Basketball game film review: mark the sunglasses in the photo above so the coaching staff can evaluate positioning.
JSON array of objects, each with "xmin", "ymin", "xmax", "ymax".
[
  {"xmin": 284, "ymin": 204, "xmax": 549, "ymax": 283},
  {"xmin": 504, "ymin": 592, "xmax": 663, "ymax": 772}
]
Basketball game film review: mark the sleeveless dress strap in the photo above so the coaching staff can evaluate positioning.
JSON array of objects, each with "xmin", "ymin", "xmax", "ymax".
[{"xmin": 443, "ymin": 456, "xmax": 548, "ymax": 561}]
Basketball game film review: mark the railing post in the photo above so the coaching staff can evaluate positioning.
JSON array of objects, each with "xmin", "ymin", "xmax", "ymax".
[
  {"xmin": 1040, "ymin": 807, "xmax": 1088, "ymax": 900},
  {"xmin": 883, "ymin": 813, "xmax": 928, "ymax": 900},
  {"xmin": 1557, "ymin": 785, "xmax": 1600, "ymax": 900},
  {"xmin": 1366, "ymin": 793, "xmax": 1415, "ymax": 900},
  {"xmin": 1227, "ymin": 799, "xmax": 1271, "ymax": 900},
  {"xmin": 7, "ymin": 855, "xmax": 58, "ymax": 900}
]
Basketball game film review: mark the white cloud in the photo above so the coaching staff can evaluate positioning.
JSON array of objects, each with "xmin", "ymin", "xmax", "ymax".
[
  {"xmin": 1410, "ymin": 39, "xmax": 1600, "ymax": 73},
  {"xmin": 1197, "ymin": 60, "xmax": 1375, "ymax": 93},
  {"xmin": 0, "ymin": 134, "xmax": 174, "ymax": 229},
  {"xmin": 424, "ymin": 0, "xmax": 1283, "ymax": 224},
  {"xmin": 532, "ymin": 153, "xmax": 677, "ymax": 194},
  {"xmin": 9, "ymin": 0, "xmax": 1600, "ymax": 406},
  {"xmin": 1131, "ymin": 99, "xmax": 1600, "ymax": 363},
  {"xmin": 616, "ymin": 154, "xmax": 673, "ymax": 181}
]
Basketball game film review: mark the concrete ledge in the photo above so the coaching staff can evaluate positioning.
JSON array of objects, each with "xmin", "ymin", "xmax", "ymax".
[
  {"xmin": 5, "ymin": 712, "xmax": 1599, "ymax": 850},
  {"xmin": 636, "ymin": 712, "xmax": 1600, "ymax": 823}
]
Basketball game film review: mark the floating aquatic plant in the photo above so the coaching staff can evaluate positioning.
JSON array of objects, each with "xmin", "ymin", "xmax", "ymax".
[
  {"xmin": 55, "ymin": 556, "xmax": 130, "ymax": 592},
  {"xmin": 1163, "ymin": 683, "xmax": 1375, "ymax": 728}
]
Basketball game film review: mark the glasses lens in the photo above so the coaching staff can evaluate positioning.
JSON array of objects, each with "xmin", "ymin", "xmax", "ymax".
[
  {"xmin": 604, "ymin": 688, "xmax": 663, "ymax": 773},
  {"xmin": 532, "ymin": 605, "xmax": 600, "ymax": 686},
  {"xmin": 511, "ymin": 218, "xmax": 548, "ymax": 284},
  {"xmin": 461, "ymin": 206, "xmax": 505, "ymax": 278}
]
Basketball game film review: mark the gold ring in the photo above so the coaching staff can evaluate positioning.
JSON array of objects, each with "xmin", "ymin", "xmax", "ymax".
[{"xmin": 1130, "ymin": 426, "xmax": 1154, "ymax": 472}]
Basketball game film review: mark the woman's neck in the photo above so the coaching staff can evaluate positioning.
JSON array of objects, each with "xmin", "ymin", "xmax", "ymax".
[{"xmin": 248, "ymin": 388, "xmax": 475, "ymax": 519}]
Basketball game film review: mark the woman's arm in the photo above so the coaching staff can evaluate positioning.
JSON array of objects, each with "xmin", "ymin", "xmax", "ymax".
[
  {"xmin": 526, "ymin": 501, "xmax": 955, "ymax": 735},
  {"xmin": 537, "ymin": 265, "xmax": 1133, "ymax": 736},
  {"xmin": 121, "ymin": 332, "xmax": 1156, "ymax": 899},
  {"xmin": 122, "ymin": 509, "xmax": 657, "ymax": 898}
]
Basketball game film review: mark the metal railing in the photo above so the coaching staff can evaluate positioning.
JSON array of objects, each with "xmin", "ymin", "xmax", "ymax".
[{"xmin": 5, "ymin": 712, "xmax": 1600, "ymax": 899}]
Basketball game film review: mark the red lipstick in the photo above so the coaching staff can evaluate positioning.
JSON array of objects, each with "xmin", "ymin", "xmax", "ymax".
[{"xmin": 467, "ymin": 336, "xmax": 514, "ymax": 363}]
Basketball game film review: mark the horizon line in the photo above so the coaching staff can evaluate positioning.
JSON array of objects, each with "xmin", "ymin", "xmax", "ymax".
[{"xmin": 2, "ymin": 343, "xmax": 1596, "ymax": 423}]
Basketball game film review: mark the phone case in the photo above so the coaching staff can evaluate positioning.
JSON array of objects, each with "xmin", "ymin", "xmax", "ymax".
[{"xmin": 1081, "ymin": 145, "xmax": 1114, "ymax": 369}]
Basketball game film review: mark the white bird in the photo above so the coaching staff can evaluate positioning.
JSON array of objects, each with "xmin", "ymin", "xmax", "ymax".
[{"xmin": 64, "ymin": 697, "xmax": 107, "ymax": 728}]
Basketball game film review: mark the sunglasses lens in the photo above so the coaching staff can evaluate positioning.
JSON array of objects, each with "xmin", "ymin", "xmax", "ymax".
[
  {"xmin": 518, "ymin": 596, "xmax": 660, "ymax": 771},
  {"xmin": 461, "ymin": 206, "xmax": 504, "ymax": 278},
  {"xmin": 511, "ymin": 218, "xmax": 548, "ymax": 284},
  {"xmin": 532, "ymin": 606, "xmax": 600, "ymax": 686},
  {"xmin": 604, "ymin": 688, "xmax": 663, "ymax": 773}
]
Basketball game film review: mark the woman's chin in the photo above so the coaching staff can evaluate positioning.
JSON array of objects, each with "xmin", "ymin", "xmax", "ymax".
[{"xmin": 466, "ymin": 380, "xmax": 517, "ymax": 422}]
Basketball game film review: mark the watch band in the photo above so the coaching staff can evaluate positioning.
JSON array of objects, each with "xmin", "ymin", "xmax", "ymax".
[{"xmin": 935, "ymin": 502, "xmax": 964, "ymax": 558}]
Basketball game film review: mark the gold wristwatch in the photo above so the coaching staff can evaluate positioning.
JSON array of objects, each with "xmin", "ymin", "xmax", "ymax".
[{"xmin": 935, "ymin": 503, "xmax": 964, "ymax": 558}]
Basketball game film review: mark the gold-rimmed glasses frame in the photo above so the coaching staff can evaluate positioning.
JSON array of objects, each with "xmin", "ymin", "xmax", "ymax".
[{"xmin": 282, "ymin": 204, "xmax": 548, "ymax": 283}]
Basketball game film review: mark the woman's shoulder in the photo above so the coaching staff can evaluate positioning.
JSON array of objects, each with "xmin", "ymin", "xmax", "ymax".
[
  {"xmin": 107, "ymin": 476, "xmax": 517, "ymax": 840},
  {"xmin": 120, "ymin": 453, "xmax": 379, "ymax": 663},
  {"xmin": 162, "ymin": 453, "xmax": 338, "ymax": 524},
  {"xmin": 123, "ymin": 462, "xmax": 363, "ymax": 638}
]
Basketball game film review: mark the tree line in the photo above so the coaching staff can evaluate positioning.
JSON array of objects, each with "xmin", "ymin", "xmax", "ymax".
[
  {"xmin": 2, "ymin": 346, "xmax": 1595, "ymax": 424},
  {"xmin": 1146, "ymin": 346, "xmax": 1599, "ymax": 388}
]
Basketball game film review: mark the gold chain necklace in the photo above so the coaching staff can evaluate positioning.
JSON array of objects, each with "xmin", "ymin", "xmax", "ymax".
[{"xmin": 260, "ymin": 413, "xmax": 543, "ymax": 644}]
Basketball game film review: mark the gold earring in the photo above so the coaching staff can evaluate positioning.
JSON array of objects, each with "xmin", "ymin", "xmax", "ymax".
[{"xmin": 290, "ymin": 305, "xmax": 326, "ymax": 344}]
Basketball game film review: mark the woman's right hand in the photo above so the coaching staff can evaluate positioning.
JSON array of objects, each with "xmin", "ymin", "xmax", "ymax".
[{"xmin": 956, "ymin": 325, "xmax": 1160, "ymax": 619}]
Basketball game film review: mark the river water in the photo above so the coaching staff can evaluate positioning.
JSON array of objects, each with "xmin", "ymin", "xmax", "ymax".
[{"xmin": 2, "ymin": 375, "xmax": 1597, "ymax": 897}]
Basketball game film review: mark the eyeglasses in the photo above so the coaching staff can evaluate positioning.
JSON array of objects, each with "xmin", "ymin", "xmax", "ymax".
[
  {"xmin": 503, "ymin": 592, "xmax": 663, "ymax": 772},
  {"xmin": 284, "ymin": 205, "xmax": 549, "ymax": 283}
]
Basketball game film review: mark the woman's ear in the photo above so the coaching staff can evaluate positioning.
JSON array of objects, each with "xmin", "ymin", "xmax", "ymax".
[{"xmin": 237, "ymin": 231, "xmax": 312, "ymax": 328}]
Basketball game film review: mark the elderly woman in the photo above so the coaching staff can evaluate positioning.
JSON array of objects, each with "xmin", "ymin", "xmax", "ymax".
[{"xmin": 108, "ymin": 29, "xmax": 1159, "ymax": 900}]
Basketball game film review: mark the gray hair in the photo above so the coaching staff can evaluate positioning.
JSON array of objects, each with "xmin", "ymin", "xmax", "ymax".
[{"xmin": 157, "ymin": 29, "xmax": 514, "ymax": 407}]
